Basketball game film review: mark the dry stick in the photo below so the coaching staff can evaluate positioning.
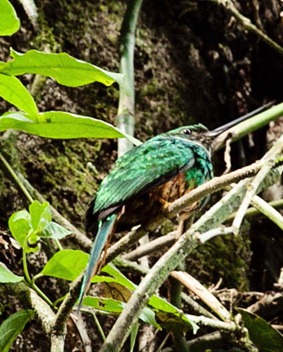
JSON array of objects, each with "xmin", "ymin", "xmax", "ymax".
[
  {"xmin": 170, "ymin": 271, "xmax": 231, "ymax": 322},
  {"xmin": 123, "ymin": 231, "xmax": 176, "ymax": 261},
  {"xmin": 216, "ymin": 0, "xmax": 283, "ymax": 55},
  {"xmin": 233, "ymin": 135, "xmax": 283, "ymax": 232},
  {"xmin": 115, "ymin": 258, "xmax": 233, "ymax": 324}
]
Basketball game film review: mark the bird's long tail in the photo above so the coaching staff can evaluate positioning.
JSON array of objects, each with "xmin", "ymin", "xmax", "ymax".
[{"xmin": 78, "ymin": 213, "xmax": 117, "ymax": 308}]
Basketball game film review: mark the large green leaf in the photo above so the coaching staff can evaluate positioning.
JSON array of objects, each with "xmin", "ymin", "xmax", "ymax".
[
  {"xmin": 239, "ymin": 308, "xmax": 283, "ymax": 352},
  {"xmin": 0, "ymin": 74, "xmax": 37, "ymax": 116},
  {"xmin": 0, "ymin": 0, "xmax": 20, "ymax": 36},
  {"xmin": 0, "ymin": 49, "xmax": 124, "ymax": 88},
  {"xmin": 0, "ymin": 111, "xmax": 127, "ymax": 139},
  {"xmin": 0, "ymin": 263, "xmax": 23, "ymax": 283},
  {"xmin": 40, "ymin": 249, "xmax": 88, "ymax": 280},
  {"xmin": 0, "ymin": 310, "xmax": 34, "ymax": 352}
]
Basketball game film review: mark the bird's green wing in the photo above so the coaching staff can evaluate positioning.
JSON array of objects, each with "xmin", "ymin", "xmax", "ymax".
[{"xmin": 93, "ymin": 135, "xmax": 200, "ymax": 216}]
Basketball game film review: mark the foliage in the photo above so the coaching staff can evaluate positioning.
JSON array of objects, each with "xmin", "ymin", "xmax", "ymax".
[
  {"xmin": 0, "ymin": 310, "xmax": 34, "ymax": 352},
  {"xmin": 1, "ymin": 0, "xmax": 283, "ymax": 351},
  {"xmin": 0, "ymin": 1, "xmax": 133, "ymax": 142}
]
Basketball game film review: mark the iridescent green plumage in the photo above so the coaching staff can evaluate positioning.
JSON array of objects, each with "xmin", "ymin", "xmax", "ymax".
[
  {"xmin": 79, "ymin": 124, "xmax": 215, "ymax": 306},
  {"xmin": 78, "ymin": 110, "xmax": 258, "ymax": 306},
  {"xmin": 85, "ymin": 124, "xmax": 213, "ymax": 231}
]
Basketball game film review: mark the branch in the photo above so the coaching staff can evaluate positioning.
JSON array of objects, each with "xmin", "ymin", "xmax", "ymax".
[
  {"xmin": 216, "ymin": 0, "xmax": 283, "ymax": 55},
  {"xmin": 99, "ymin": 158, "xmax": 283, "ymax": 351},
  {"xmin": 233, "ymin": 134, "xmax": 283, "ymax": 232}
]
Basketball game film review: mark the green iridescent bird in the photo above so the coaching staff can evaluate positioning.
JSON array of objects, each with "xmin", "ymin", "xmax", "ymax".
[{"xmin": 78, "ymin": 108, "xmax": 263, "ymax": 306}]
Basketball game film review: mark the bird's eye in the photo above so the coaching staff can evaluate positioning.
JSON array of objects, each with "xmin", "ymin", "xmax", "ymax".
[{"xmin": 183, "ymin": 128, "xmax": 192, "ymax": 135}]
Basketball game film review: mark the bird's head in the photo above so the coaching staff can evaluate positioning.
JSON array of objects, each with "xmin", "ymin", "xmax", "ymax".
[
  {"xmin": 166, "ymin": 124, "xmax": 217, "ymax": 152},
  {"xmin": 166, "ymin": 105, "xmax": 266, "ymax": 153}
]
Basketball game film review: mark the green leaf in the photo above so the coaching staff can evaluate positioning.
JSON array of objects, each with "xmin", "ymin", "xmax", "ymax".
[
  {"xmin": 1, "ymin": 49, "xmax": 124, "ymax": 87},
  {"xmin": 41, "ymin": 249, "xmax": 88, "ymax": 280},
  {"xmin": 83, "ymin": 296, "xmax": 124, "ymax": 313},
  {"xmin": 238, "ymin": 308, "xmax": 283, "ymax": 352},
  {"xmin": 149, "ymin": 295, "xmax": 198, "ymax": 333},
  {"xmin": 0, "ymin": 310, "xmax": 34, "ymax": 352},
  {"xmin": 130, "ymin": 322, "xmax": 139, "ymax": 352},
  {"xmin": 140, "ymin": 307, "xmax": 160, "ymax": 328},
  {"xmin": 100, "ymin": 263, "xmax": 136, "ymax": 290},
  {"xmin": 0, "ymin": 263, "xmax": 23, "ymax": 283},
  {"xmin": 83, "ymin": 296, "xmax": 160, "ymax": 328},
  {"xmin": 41, "ymin": 222, "xmax": 71, "ymax": 239},
  {"xmin": 0, "ymin": 0, "xmax": 20, "ymax": 36},
  {"xmin": 0, "ymin": 111, "xmax": 126, "ymax": 139},
  {"xmin": 8, "ymin": 209, "xmax": 32, "ymax": 250},
  {"xmin": 29, "ymin": 201, "xmax": 51, "ymax": 233},
  {"xmin": 0, "ymin": 74, "xmax": 38, "ymax": 116}
]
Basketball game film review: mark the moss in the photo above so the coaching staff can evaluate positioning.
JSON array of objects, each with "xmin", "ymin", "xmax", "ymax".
[
  {"xmin": 187, "ymin": 220, "xmax": 251, "ymax": 290},
  {"xmin": 17, "ymin": 136, "xmax": 103, "ymax": 226}
]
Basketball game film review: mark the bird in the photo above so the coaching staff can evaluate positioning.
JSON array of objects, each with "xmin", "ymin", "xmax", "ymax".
[{"xmin": 78, "ymin": 104, "xmax": 272, "ymax": 307}]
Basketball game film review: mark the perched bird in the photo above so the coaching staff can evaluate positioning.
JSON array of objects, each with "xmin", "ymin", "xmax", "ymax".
[{"xmin": 78, "ymin": 106, "xmax": 269, "ymax": 306}]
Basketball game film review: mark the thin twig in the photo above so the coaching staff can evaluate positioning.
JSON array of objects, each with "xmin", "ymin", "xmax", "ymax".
[
  {"xmin": 171, "ymin": 271, "xmax": 231, "ymax": 322},
  {"xmin": 233, "ymin": 135, "xmax": 283, "ymax": 232},
  {"xmin": 216, "ymin": 0, "xmax": 283, "ymax": 55},
  {"xmin": 123, "ymin": 231, "xmax": 176, "ymax": 261}
]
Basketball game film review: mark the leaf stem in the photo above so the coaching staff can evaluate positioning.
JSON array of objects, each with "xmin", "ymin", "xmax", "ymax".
[
  {"xmin": 23, "ymin": 251, "xmax": 54, "ymax": 307},
  {"xmin": 0, "ymin": 152, "xmax": 34, "ymax": 203},
  {"xmin": 23, "ymin": 251, "xmax": 32, "ymax": 284}
]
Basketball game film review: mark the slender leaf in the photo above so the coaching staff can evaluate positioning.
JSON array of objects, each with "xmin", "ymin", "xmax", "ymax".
[
  {"xmin": 1, "ymin": 49, "xmax": 124, "ymax": 87},
  {"xmin": 130, "ymin": 322, "xmax": 139, "ymax": 352},
  {"xmin": 0, "ymin": 74, "xmax": 38, "ymax": 116},
  {"xmin": 0, "ymin": 263, "xmax": 23, "ymax": 283},
  {"xmin": 0, "ymin": 0, "xmax": 20, "ymax": 36},
  {"xmin": 83, "ymin": 296, "xmax": 160, "ymax": 328},
  {"xmin": 100, "ymin": 263, "xmax": 136, "ymax": 290},
  {"xmin": 0, "ymin": 111, "xmax": 126, "ymax": 139},
  {"xmin": 139, "ymin": 307, "xmax": 160, "ymax": 328},
  {"xmin": 41, "ymin": 249, "xmax": 88, "ymax": 280},
  {"xmin": 0, "ymin": 310, "xmax": 34, "ymax": 352},
  {"xmin": 239, "ymin": 308, "xmax": 283, "ymax": 352},
  {"xmin": 83, "ymin": 296, "xmax": 124, "ymax": 313}
]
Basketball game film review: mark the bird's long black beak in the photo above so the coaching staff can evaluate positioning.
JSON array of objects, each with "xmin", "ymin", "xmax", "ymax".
[{"xmin": 206, "ymin": 101, "xmax": 275, "ymax": 137}]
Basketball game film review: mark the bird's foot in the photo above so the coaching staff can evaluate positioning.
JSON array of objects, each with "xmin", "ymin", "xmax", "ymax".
[{"xmin": 159, "ymin": 197, "xmax": 173, "ymax": 209}]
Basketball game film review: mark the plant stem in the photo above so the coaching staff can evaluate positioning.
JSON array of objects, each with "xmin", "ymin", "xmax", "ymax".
[
  {"xmin": 23, "ymin": 251, "xmax": 54, "ymax": 307},
  {"xmin": 0, "ymin": 152, "xmax": 34, "ymax": 203},
  {"xmin": 23, "ymin": 251, "xmax": 33, "ymax": 284},
  {"xmin": 116, "ymin": 0, "xmax": 143, "ymax": 156}
]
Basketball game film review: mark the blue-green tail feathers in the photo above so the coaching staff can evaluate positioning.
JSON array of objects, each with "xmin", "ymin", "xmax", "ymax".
[{"xmin": 78, "ymin": 213, "xmax": 117, "ymax": 308}]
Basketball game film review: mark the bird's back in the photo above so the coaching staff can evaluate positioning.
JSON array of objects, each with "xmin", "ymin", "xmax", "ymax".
[{"xmin": 86, "ymin": 132, "xmax": 213, "ymax": 232}]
